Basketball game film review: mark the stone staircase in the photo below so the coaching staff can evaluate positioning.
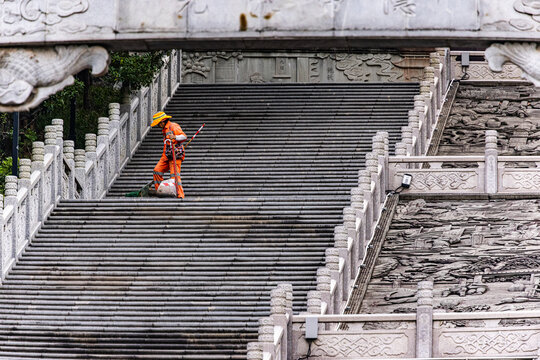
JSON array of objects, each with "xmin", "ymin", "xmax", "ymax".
[{"xmin": 0, "ymin": 83, "xmax": 418, "ymax": 359}]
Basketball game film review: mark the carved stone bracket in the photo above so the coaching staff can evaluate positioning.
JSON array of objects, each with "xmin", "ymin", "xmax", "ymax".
[
  {"xmin": 485, "ymin": 42, "xmax": 540, "ymax": 87},
  {"xmin": 0, "ymin": 45, "xmax": 109, "ymax": 112}
]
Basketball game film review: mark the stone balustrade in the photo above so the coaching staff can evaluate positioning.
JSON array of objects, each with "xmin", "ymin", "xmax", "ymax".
[
  {"xmin": 250, "ymin": 49, "xmax": 453, "ymax": 360},
  {"xmin": 389, "ymin": 129, "xmax": 540, "ymax": 195},
  {"xmin": 0, "ymin": 51, "xmax": 181, "ymax": 283}
]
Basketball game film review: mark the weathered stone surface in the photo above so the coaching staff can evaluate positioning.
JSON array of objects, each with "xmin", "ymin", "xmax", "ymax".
[
  {"xmin": 486, "ymin": 43, "xmax": 540, "ymax": 86},
  {"xmin": 360, "ymin": 198, "xmax": 540, "ymax": 314},
  {"xmin": 438, "ymin": 83, "xmax": 540, "ymax": 156},
  {"xmin": 181, "ymin": 51, "xmax": 429, "ymax": 84},
  {"xmin": 0, "ymin": 0, "xmax": 539, "ymax": 49}
]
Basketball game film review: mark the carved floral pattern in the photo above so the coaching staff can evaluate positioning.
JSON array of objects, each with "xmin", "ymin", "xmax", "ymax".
[
  {"xmin": 311, "ymin": 334, "xmax": 409, "ymax": 358},
  {"xmin": 333, "ymin": 54, "xmax": 402, "ymax": 82},
  {"xmin": 407, "ymin": 172, "xmax": 477, "ymax": 191},
  {"xmin": 503, "ymin": 172, "xmax": 540, "ymax": 189},
  {"xmin": 439, "ymin": 330, "xmax": 540, "ymax": 356},
  {"xmin": 1, "ymin": 0, "xmax": 89, "ymax": 36}
]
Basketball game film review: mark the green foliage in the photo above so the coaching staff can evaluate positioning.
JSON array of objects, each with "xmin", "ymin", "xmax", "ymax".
[
  {"xmin": 0, "ymin": 157, "xmax": 12, "ymax": 194},
  {"xmin": 0, "ymin": 51, "xmax": 166, "ymax": 195},
  {"xmin": 107, "ymin": 51, "xmax": 169, "ymax": 91}
]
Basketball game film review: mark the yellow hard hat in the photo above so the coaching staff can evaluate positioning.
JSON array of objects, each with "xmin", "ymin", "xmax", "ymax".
[{"xmin": 151, "ymin": 111, "xmax": 171, "ymax": 127}]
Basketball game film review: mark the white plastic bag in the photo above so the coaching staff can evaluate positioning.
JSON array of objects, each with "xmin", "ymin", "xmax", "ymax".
[{"xmin": 157, "ymin": 178, "xmax": 178, "ymax": 196}]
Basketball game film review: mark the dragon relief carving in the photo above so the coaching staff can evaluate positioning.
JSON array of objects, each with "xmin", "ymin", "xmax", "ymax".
[
  {"xmin": 0, "ymin": 46, "xmax": 109, "ymax": 112},
  {"xmin": 485, "ymin": 42, "xmax": 540, "ymax": 87}
]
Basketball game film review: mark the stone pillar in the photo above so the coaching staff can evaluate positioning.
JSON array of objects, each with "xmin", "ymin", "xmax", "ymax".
[
  {"xmin": 246, "ymin": 342, "xmax": 263, "ymax": 360},
  {"xmin": 63, "ymin": 140, "xmax": 75, "ymax": 199},
  {"xmin": 350, "ymin": 187, "xmax": 366, "ymax": 262},
  {"xmin": 270, "ymin": 287, "xmax": 288, "ymax": 360},
  {"xmin": 485, "ymin": 130, "xmax": 498, "ymax": 194},
  {"xmin": 0, "ymin": 193, "xmax": 3, "ymax": 281},
  {"xmin": 97, "ymin": 117, "xmax": 110, "ymax": 190},
  {"xmin": 258, "ymin": 317, "xmax": 274, "ymax": 357},
  {"xmin": 358, "ymin": 170, "xmax": 373, "ymax": 240},
  {"xmin": 32, "ymin": 142, "xmax": 45, "ymax": 221},
  {"xmin": 278, "ymin": 283, "xmax": 293, "ymax": 358},
  {"xmin": 75, "ymin": 149, "xmax": 86, "ymax": 199},
  {"xmin": 44, "ymin": 125, "xmax": 57, "ymax": 204},
  {"xmin": 414, "ymin": 96, "xmax": 427, "ymax": 154},
  {"xmin": 51, "ymin": 119, "xmax": 64, "ymax": 200},
  {"xmin": 416, "ymin": 280, "xmax": 434, "ymax": 358},
  {"xmin": 365, "ymin": 152, "xmax": 381, "ymax": 217},
  {"xmin": 401, "ymin": 126, "xmax": 413, "ymax": 156},
  {"xmin": 325, "ymin": 248, "xmax": 341, "ymax": 313},
  {"xmin": 18, "ymin": 159, "xmax": 32, "ymax": 241},
  {"xmin": 408, "ymin": 110, "xmax": 420, "ymax": 156},
  {"xmin": 343, "ymin": 206, "xmax": 357, "ymax": 276},
  {"xmin": 334, "ymin": 225, "xmax": 349, "ymax": 297},
  {"xmin": 5, "ymin": 176, "xmax": 18, "ymax": 262},
  {"xmin": 372, "ymin": 135, "xmax": 387, "ymax": 203},
  {"xmin": 85, "ymin": 134, "xmax": 97, "ymax": 198},
  {"xmin": 306, "ymin": 290, "xmax": 321, "ymax": 315},
  {"xmin": 51, "ymin": 119, "xmax": 63, "ymax": 146},
  {"xmin": 316, "ymin": 267, "xmax": 331, "ymax": 314},
  {"xmin": 109, "ymin": 103, "xmax": 121, "ymax": 171}
]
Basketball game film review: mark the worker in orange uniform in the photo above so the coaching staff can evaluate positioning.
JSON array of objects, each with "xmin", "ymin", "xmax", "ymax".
[{"xmin": 151, "ymin": 111, "xmax": 187, "ymax": 198}]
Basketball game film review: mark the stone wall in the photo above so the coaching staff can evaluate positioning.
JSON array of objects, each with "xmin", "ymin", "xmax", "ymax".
[{"xmin": 181, "ymin": 51, "xmax": 430, "ymax": 84}]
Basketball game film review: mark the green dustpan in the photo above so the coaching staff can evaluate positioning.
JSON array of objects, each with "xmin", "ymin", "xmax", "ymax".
[{"xmin": 125, "ymin": 181, "xmax": 154, "ymax": 197}]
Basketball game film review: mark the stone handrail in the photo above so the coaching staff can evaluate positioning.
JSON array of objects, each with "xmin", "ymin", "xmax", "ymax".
[
  {"xmin": 0, "ymin": 50, "xmax": 182, "ymax": 283},
  {"xmin": 389, "ymin": 130, "xmax": 540, "ymax": 194},
  {"xmin": 249, "ymin": 49, "xmax": 453, "ymax": 360},
  {"xmin": 291, "ymin": 282, "xmax": 540, "ymax": 359}
]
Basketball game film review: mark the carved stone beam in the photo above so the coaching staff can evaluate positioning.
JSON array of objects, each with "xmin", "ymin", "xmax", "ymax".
[
  {"xmin": 485, "ymin": 42, "xmax": 540, "ymax": 87},
  {"xmin": 0, "ymin": 45, "xmax": 109, "ymax": 112}
]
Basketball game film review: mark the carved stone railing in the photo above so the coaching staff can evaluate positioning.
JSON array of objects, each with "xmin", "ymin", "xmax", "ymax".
[
  {"xmin": 248, "ymin": 49, "xmax": 454, "ymax": 360},
  {"xmin": 389, "ymin": 130, "xmax": 540, "ymax": 195},
  {"xmin": 291, "ymin": 282, "xmax": 540, "ymax": 359},
  {"xmin": 450, "ymin": 50, "xmax": 524, "ymax": 82},
  {"xmin": 0, "ymin": 50, "xmax": 181, "ymax": 283},
  {"xmin": 395, "ymin": 49, "xmax": 451, "ymax": 159}
]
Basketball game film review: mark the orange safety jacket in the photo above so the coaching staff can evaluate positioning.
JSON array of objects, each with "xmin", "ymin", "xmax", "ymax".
[{"xmin": 162, "ymin": 121, "xmax": 187, "ymax": 161}]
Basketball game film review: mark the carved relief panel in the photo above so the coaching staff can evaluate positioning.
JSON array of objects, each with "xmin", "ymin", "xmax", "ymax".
[{"xmin": 182, "ymin": 51, "xmax": 429, "ymax": 84}]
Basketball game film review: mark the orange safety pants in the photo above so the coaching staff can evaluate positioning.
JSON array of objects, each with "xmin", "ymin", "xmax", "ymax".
[{"xmin": 153, "ymin": 154, "xmax": 184, "ymax": 198}]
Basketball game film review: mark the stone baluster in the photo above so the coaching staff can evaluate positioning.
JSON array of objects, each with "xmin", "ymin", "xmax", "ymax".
[
  {"xmin": 395, "ymin": 142, "xmax": 407, "ymax": 157},
  {"xmin": 365, "ymin": 152, "xmax": 380, "ymax": 217},
  {"xmin": 18, "ymin": 159, "xmax": 32, "ymax": 241},
  {"xmin": 278, "ymin": 283, "xmax": 293, "ymax": 356},
  {"xmin": 342, "ymin": 206, "xmax": 357, "ymax": 276},
  {"xmin": 109, "ymin": 103, "xmax": 121, "ymax": 171},
  {"xmin": 32, "ymin": 142, "xmax": 45, "ymax": 221},
  {"xmin": 0, "ymin": 194, "xmax": 3, "ymax": 281},
  {"xmin": 350, "ymin": 187, "xmax": 366, "ymax": 262},
  {"xmin": 258, "ymin": 317, "xmax": 274, "ymax": 358},
  {"xmin": 51, "ymin": 119, "xmax": 64, "ymax": 198},
  {"xmin": 372, "ymin": 135, "xmax": 387, "ymax": 203},
  {"xmin": 334, "ymin": 225, "xmax": 349, "ymax": 299},
  {"xmin": 97, "ymin": 117, "xmax": 110, "ymax": 190},
  {"xmin": 270, "ymin": 287, "xmax": 288, "ymax": 360},
  {"xmin": 44, "ymin": 125, "xmax": 57, "ymax": 204},
  {"xmin": 5, "ymin": 176, "xmax": 18, "ymax": 268},
  {"xmin": 316, "ymin": 267, "xmax": 332, "ymax": 314},
  {"xmin": 358, "ymin": 170, "xmax": 373, "ymax": 240},
  {"xmin": 485, "ymin": 130, "xmax": 498, "ymax": 194},
  {"xmin": 401, "ymin": 126, "xmax": 413, "ymax": 156},
  {"xmin": 246, "ymin": 342, "xmax": 263, "ymax": 360},
  {"xmin": 325, "ymin": 248, "xmax": 341, "ymax": 313},
  {"xmin": 85, "ymin": 134, "xmax": 97, "ymax": 198},
  {"xmin": 408, "ymin": 110, "xmax": 420, "ymax": 157},
  {"xmin": 63, "ymin": 141, "xmax": 75, "ymax": 199},
  {"xmin": 74, "ymin": 149, "xmax": 87, "ymax": 199},
  {"xmin": 430, "ymin": 53, "xmax": 443, "ymax": 106},
  {"xmin": 306, "ymin": 290, "xmax": 321, "ymax": 315},
  {"xmin": 414, "ymin": 96, "xmax": 427, "ymax": 154},
  {"xmin": 416, "ymin": 281, "xmax": 434, "ymax": 358}
]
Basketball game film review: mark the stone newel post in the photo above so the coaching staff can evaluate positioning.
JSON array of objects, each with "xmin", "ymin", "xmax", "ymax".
[
  {"xmin": 316, "ymin": 267, "xmax": 331, "ymax": 314},
  {"xmin": 485, "ymin": 130, "xmax": 498, "ymax": 194},
  {"xmin": 246, "ymin": 342, "xmax": 263, "ymax": 360},
  {"xmin": 416, "ymin": 280, "xmax": 434, "ymax": 358},
  {"xmin": 334, "ymin": 225, "xmax": 349, "ymax": 297}
]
